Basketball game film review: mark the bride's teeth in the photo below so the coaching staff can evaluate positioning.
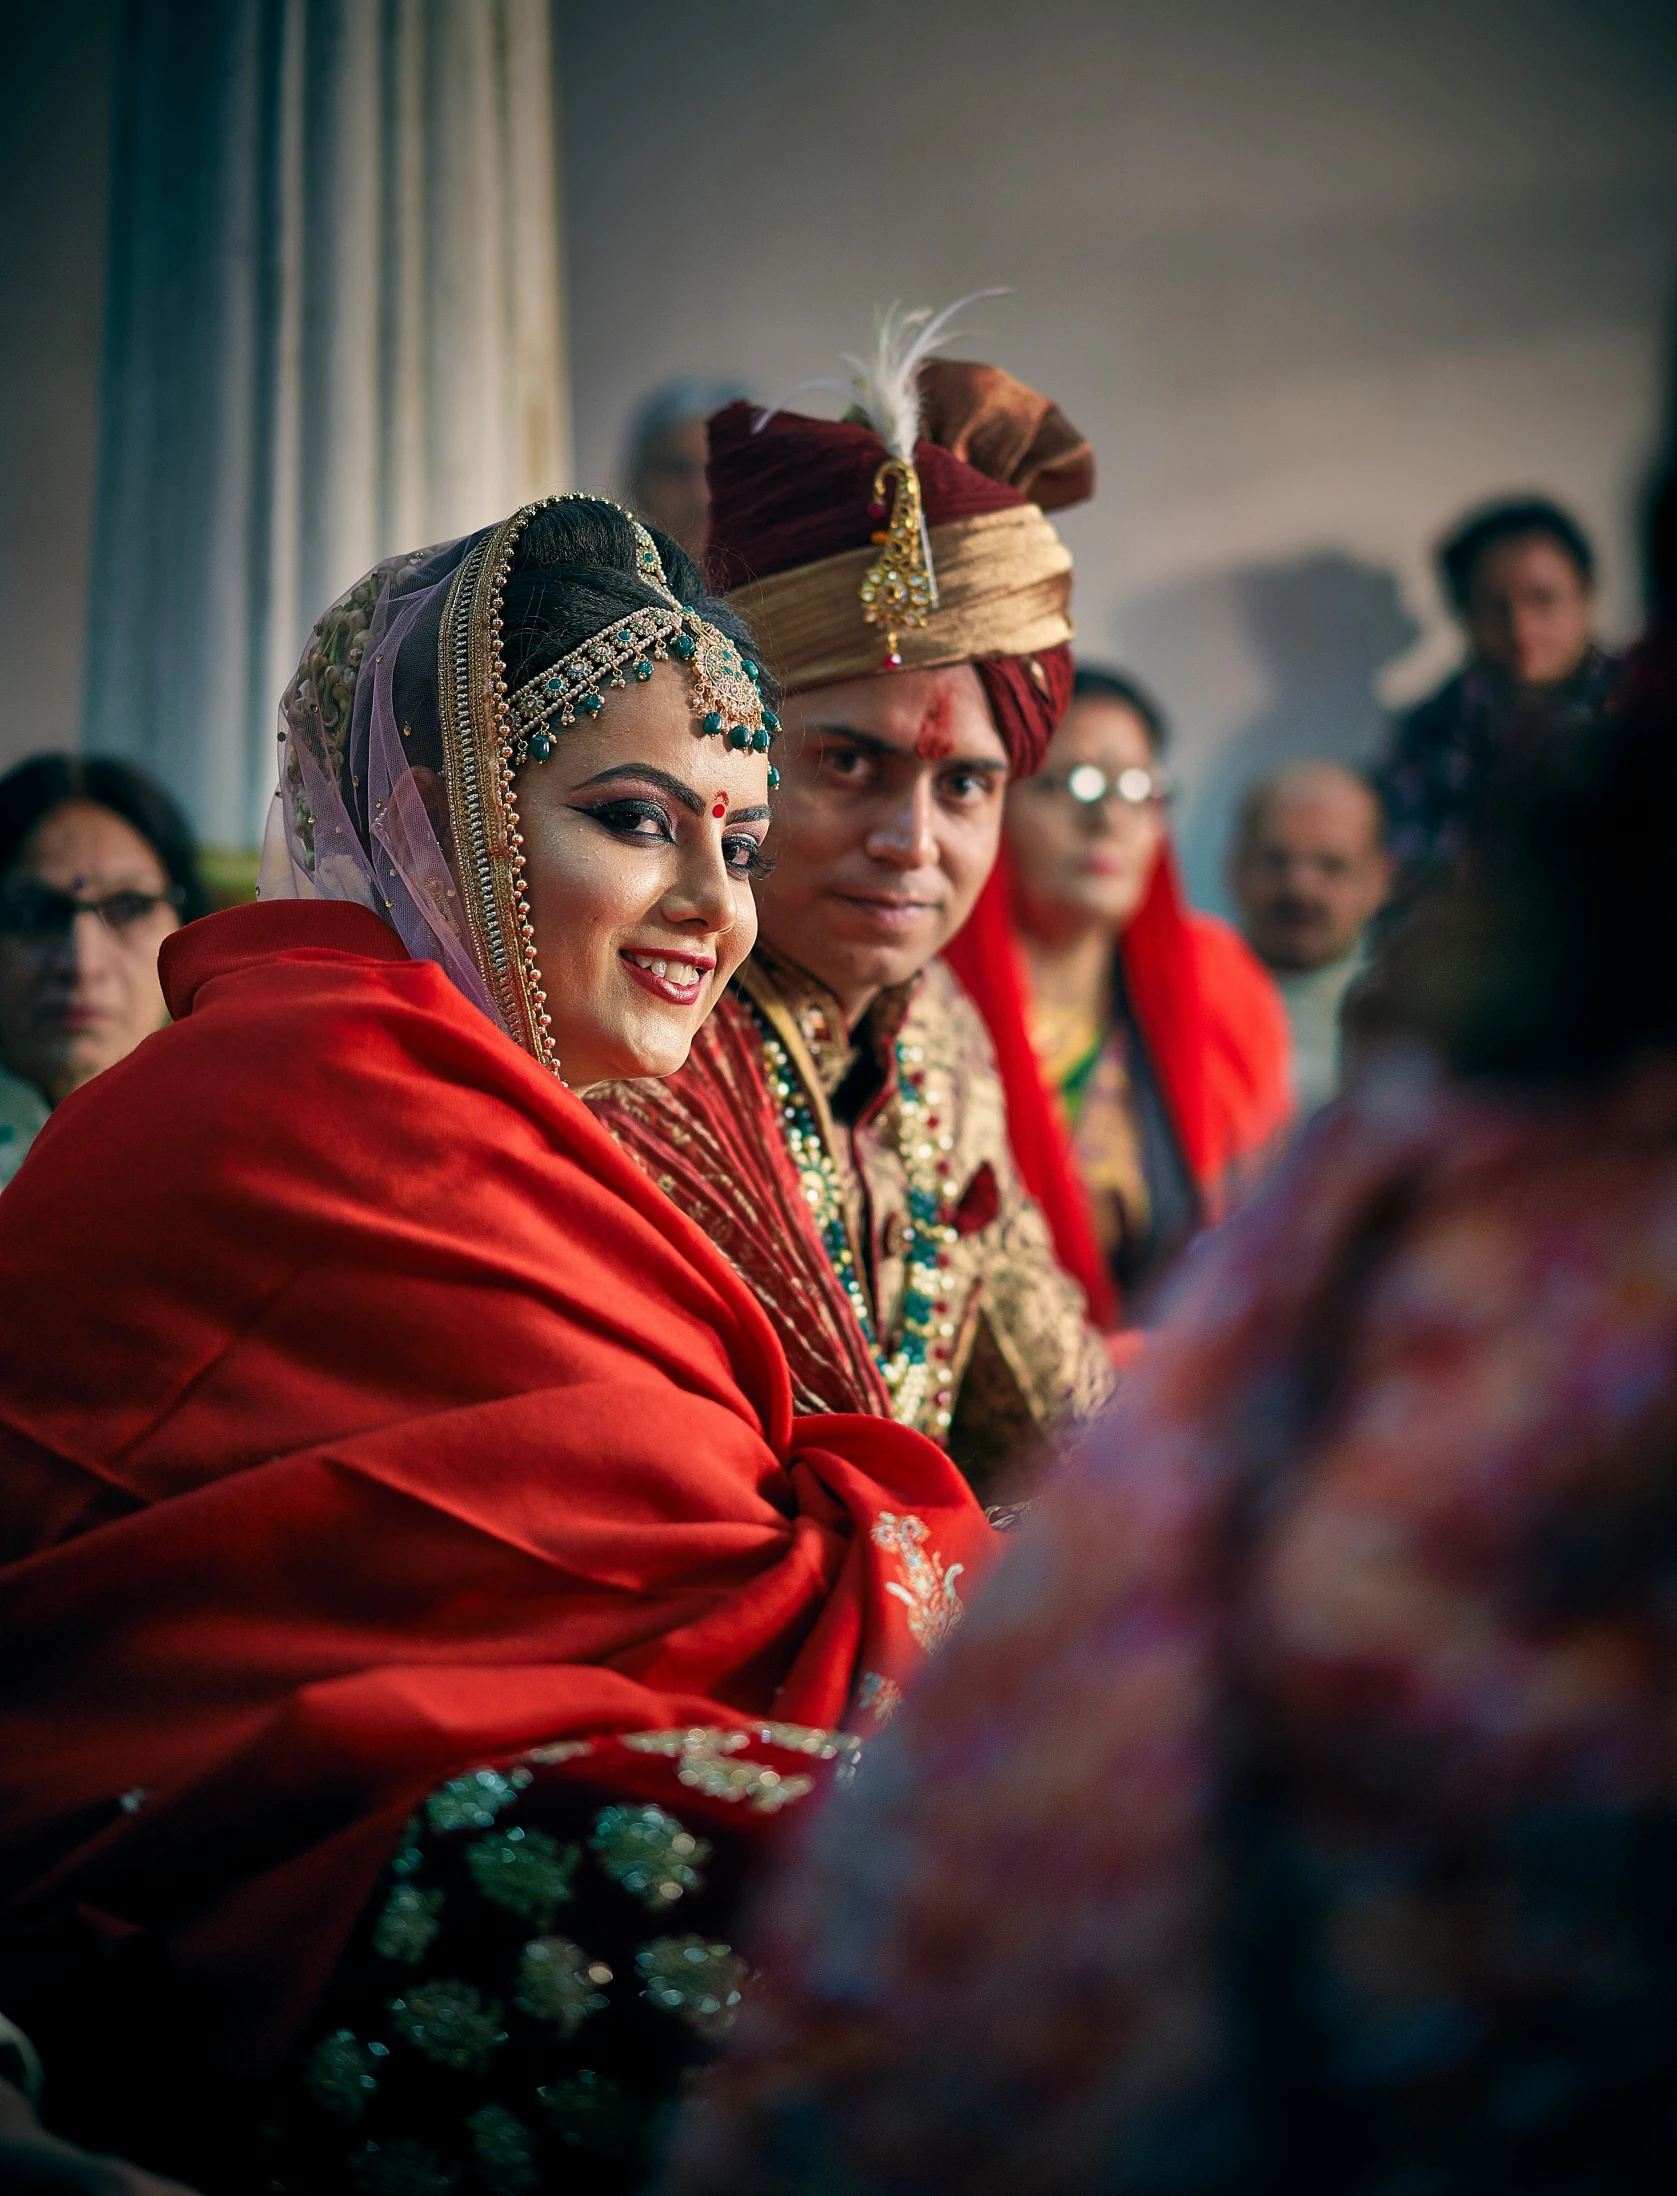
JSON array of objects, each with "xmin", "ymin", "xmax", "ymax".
[{"xmin": 629, "ymin": 952, "xmax": 695, "ymax": 981}]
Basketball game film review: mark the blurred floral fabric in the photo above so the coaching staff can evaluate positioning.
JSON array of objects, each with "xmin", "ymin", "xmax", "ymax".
[{"xmin": 668, "ymin": 1055, "xmax": 1677, "ymax": 2196}]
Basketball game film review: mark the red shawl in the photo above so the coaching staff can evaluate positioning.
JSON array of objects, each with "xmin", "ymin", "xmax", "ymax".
[
  {"xmin": 943, "ymin": 847, "xmax": 1292, "ymax": 1325},
  {"xmin": 0, "ymin": 903, "xmax": 993, "ymax": 2076}
]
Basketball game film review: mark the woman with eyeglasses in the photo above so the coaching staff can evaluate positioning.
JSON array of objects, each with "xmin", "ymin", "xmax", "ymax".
[
  {"xmin": 946, "ymin": 666, "xmax": 1291, "ymax": 1326},
  {"xmin": 0, "ymin": 755, "xmax": 206, "ymax": 1183}
]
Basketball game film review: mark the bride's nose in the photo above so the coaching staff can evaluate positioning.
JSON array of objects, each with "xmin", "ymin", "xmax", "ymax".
[{"xmin": 661, "ymin": 829, "xmax": 737, "ymax": 935}]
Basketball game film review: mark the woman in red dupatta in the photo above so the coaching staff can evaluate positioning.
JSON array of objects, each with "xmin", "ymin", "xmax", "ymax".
[
  {"xmin": 0, "ymin": 499, "xmax": 994, "ymax": 2194},
  {"xmin": 946, "ymin": 666, "xmax": 1291, "ymax": 1328}
]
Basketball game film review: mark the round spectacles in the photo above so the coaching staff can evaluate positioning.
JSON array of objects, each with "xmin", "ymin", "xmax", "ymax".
[
  {"xmin": 1035, "ymin": 763, "xmax": 1171, "ymax": 807},
  {"xmin": 0, "ymin": 883, "xmax": 185, "ymax": 941}
]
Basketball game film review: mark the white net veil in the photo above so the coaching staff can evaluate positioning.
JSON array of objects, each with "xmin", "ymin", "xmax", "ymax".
[{"xmin": 258, "ymin": 531, "xmax": 502, "ymax": 1026}]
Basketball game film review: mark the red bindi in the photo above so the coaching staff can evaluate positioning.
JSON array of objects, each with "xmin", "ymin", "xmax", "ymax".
[
  {"xmin": 713, "ymin": 798, "xmax": 728, "ymax": 819},
  {"xmin": 914, "ymin": 684, "xmax": 956, "ymax": 760}
]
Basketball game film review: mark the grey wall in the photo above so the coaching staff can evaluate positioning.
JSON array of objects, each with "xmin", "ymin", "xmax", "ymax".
[
  {"xmin": 0, "ymin": 3, "xmax": 117, "ymax": 770},
  {"xmin": 560, "ymin": 0, "xmax": 1677, "ymax": 907},
  {"xmin": 6, "ymin": 1, "xmax": 1676, "ymax": 896}
]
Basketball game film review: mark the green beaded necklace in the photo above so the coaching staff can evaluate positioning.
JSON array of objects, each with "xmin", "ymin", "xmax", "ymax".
[{"xmin": 752, "ymin": 1004, "xmax": 962, "ymax": 1436}]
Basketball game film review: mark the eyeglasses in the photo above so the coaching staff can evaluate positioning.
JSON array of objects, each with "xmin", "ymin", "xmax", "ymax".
[
  {"xmin": 1033, "ymin": 762, "xmax": 1171, "ymax": 807},
  {"xmin": 0, "ymin": 883, "xmax": 184, "ymax": 941}
]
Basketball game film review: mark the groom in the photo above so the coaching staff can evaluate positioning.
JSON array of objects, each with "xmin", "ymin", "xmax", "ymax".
[{"xmin": 591, "ymin": 358, "xmax": 1110, "ymax": 1493}]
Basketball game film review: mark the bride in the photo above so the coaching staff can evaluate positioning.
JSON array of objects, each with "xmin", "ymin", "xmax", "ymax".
[{"xmin": 0, "ymin": 497, "xmax": 994, "ymax": 2194}]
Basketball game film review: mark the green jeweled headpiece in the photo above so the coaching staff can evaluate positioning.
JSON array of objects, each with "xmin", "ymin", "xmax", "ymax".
[{"xmin": 505, "ymin": 604, "xmax": 780, "ymax": 769}]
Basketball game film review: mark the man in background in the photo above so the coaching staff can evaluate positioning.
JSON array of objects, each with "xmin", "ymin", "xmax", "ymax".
[
  {"xmin": 1377, "ymin": 496, "xmax": 1619, "ymax": 894},
  {"xmin": 1230, "ymin": 762, "xmax": 1392, "ymax": 1114},
  {"xmin": 622, "ymin": 374, "xmax": 750, "ymax": 560}
]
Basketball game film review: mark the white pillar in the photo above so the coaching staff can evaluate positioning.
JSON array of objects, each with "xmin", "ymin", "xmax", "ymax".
[{"xmin": 83, "ymin": 0, "xmax": 570, "ymax": 851}]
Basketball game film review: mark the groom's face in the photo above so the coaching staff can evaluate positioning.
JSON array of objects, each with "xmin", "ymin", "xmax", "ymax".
[{"xmin": 751, "ymin": 663, "xmax": 1009, "ymax": 1029}]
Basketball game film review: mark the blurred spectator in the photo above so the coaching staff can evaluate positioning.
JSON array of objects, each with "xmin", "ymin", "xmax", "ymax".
[
  {"xmin": 0, "ymin": 756, "xmax": 205, "ymax": 1182},
  {"xmin": 946, "ymin": 667, "xmax": 1291, "ymax": 1328},
  {"xmin": 667, "ymin": 697, "xmax": 1677, "ymax": 2196},
  {"xmin": 1626, "ymin": 436, "xmax": 1677, "ymax": 716},
  {"xmin": 1229, "ymin": 762, "xmax": 1392, "ymax": 1113},
  {"xmin": 622, "ymin": 373, "xmax": 751, "ymax": 560},
  {"xmin": 1377, "ymin": 496, "xmax": 1620, "ymax": 891}
]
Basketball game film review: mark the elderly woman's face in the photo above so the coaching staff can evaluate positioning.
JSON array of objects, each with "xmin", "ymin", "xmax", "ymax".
[
  {"xmin": 513, "ymin": 662, "xmax": 770, "ymax": 1089},
  {"xmin": 0, "ymin": 799, "xmax": 181, "ymax": 1106}
]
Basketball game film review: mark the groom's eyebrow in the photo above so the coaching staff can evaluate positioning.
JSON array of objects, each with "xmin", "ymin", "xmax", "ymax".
[
  {"xmin": 803, "ymin": 722, "xmax": 892, "ymax": 754},
  {"xmin": 576, "ymin": 763, "xmax": 704, "ymax": 816},
  {"xmin": 804, "ymin": 724, "xmax": 1007, "ymax": 775}
]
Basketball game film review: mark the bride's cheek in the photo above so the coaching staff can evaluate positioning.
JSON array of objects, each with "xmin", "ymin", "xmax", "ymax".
[{"xmin": 725, "ymin": 886, "xmax": 758, "ymax": 974}]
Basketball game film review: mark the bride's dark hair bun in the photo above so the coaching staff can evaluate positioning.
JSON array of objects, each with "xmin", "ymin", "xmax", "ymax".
[{"xmin": 501, "ymin": 497, "xmax": 778, "ymax": 705}]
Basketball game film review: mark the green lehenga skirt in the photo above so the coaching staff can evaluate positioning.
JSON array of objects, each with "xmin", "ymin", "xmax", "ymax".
[{"xmin": 257, "ymin": 1743, "xmax": 816, "ymax": 2196}]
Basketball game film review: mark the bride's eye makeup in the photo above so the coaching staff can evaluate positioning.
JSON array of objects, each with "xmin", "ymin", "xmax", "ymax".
[
  {"xmin": 570, "ymin": 791, "xmax": 772, "ymax": 881},
  {"xmin": 573, "ymin": 795, "xmax": 674, "ymax": 842},
  {"xmin": 723, "ymin": 833, "xmax": 774, "ymax": 880}
]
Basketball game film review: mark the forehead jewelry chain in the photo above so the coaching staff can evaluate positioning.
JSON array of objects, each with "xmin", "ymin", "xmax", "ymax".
[{"xmin": 504, "ymin": 608, "xmax": 782, "ymax": 789}]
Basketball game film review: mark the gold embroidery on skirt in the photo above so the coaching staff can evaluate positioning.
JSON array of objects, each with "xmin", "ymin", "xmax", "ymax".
[{"xmin": 871, "ymin": 1511, "xmax": 965, "ymax": 1651}]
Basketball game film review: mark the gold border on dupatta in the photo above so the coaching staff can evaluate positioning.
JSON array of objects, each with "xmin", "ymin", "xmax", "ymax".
[
  {"xmin": 437, "ymin": 506, "xmax": 557, "ymax": 1070},
  {"xmin": 432, "ymin": 491, "xmax": 697, "ymax": 1080}
]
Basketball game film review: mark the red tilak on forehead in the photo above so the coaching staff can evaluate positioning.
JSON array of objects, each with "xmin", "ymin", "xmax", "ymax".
[
  {"xmin": 914, "ymin": 684, "xmax": 957, "ymax": 760},
  {"xmin": 713, "ymin": 798, "xmax": 728, "ymax": 818}
]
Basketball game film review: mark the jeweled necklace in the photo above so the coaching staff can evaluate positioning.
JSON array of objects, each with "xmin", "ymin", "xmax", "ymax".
[{"xmin": 751, "ymin": 1005, "xmax": 961, "ymax": 1435}]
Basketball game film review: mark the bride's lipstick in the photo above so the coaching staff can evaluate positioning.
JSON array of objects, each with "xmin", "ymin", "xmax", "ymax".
[{"xmin": 619, "ymin": 948, "xmax": 714, "ymax": 1007}]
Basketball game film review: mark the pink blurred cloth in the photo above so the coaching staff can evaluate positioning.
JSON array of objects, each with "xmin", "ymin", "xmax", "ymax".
[{"xmin": 668, "ymin": 1051, "xmax": 1677, "ymax": 2195}]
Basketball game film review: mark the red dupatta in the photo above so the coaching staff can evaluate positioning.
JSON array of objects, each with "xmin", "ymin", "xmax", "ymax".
[
  {"xmin": 944, "ymin": 845, "xmax": 1292, "ymax": 1326},
  {"xmin": 0, "ymin": 904, "xmax": 994, "ymax": 2077}
]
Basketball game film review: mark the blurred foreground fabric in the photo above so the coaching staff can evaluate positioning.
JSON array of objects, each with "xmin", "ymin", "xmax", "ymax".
[{"xmin": 666, "ymin": 1046, "xmax": 1677, "ymax": 2194}]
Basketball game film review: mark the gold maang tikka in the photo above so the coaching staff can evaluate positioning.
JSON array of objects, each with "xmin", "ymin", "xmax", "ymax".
[
  {"xmin": 505, "ymin": 605, "xmax": 780, "ymax": 786},
  {"xmin": 859, "ymin": 456, "xmax": 939, "ymax": 669},
  {"xmin": 501, "ymin": 497, "xmax": 780, "ymax": 783}
]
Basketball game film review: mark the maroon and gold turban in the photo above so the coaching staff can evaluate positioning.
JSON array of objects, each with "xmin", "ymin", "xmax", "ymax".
[{"xmin": 704, "ymin": 361, "xmax": 1094, "ymax": 777}]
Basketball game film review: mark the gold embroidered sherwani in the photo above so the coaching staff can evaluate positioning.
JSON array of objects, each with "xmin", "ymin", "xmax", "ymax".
[{"xmin": 589, "ymin": 944, "xmax": 1112, "ymax": 1496}]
